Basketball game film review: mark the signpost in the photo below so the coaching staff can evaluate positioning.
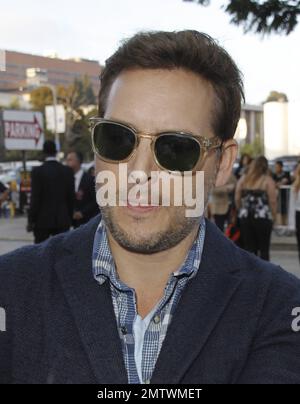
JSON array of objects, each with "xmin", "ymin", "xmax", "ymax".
[
  {"xmin": 26, "ymin": 68, "xmax": 61, "ymax": 151},
  {"xmin": 2, "ymin": 109, "xmax": 44, "ymax": 152},
  {"xmin": 45, "ymin": 105, "xmax": 66, "ymax": 134},
  {"xmin": 0, "ymin": 109, "xmax": 45, "ymax": 212}
]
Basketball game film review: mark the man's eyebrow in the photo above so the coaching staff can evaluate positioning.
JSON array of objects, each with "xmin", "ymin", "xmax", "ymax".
[
  {"xmin": 105, "ymin": 116, "xmax": 200, "ymax": 136},
  {"xmin": 105, "ymin": 116, "xmax": 138, "ymax": 130}
]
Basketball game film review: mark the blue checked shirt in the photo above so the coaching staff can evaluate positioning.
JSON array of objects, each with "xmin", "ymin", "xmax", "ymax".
[{"xmin": 93, "ymin": 218, "xmax": 206, "ymax": 384}]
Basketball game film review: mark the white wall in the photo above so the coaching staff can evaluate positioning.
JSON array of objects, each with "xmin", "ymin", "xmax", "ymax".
[
  {"xmin": 264, "ymin": 101, "xmax": 289, "ymax": 159},
  {"xmin": 288, "ymin": 102, "xmax": 300, "ymax": 155}
]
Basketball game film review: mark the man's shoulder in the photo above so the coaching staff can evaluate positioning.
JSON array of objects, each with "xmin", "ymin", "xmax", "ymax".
[
  {"xmin": 32, "ymin": 161, "xmax": 58, "ymax": 173},
  {"xmin": 0, "ymin": 236, "xmax": 67, "ymax": 308},
  {"xmin": 31, "ymin": 164, "xmax": 42, "ymax": 175},
  {"xmin": 231, "ymin": 241, "xmax": 300, "ymax": 312},
  {"xmin": 81, "ymin": 171, "xmax": 94, "ymax": 184},
  {"xmin": 238, "ymin": 246, "xmax": 299, "ymax": 291},
  {"xmin": 0, "ymin": 233, "xmax": 65, "ymax": 296},
  {"xmin": 62, "ymin": 164, "xmax": 74, "ymax": 178},
  {"xmin": 45, "ymin": 161, "xmax": 74, "ymax": 179},
  {"xmin": 205, "ymin": 219, "xmax": 300, "ymax": 295},
  {"xmin": 0, "ymin": 216, "xmax": 100, "ymax": 296}
]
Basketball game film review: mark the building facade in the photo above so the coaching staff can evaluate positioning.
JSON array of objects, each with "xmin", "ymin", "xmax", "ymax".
[
  {"xmin": 241, "ymin": 103, "xmax": 264, "ymax": 145},
  {"xmin": 0, "ymin": 50, "xmax": 101, "ymax": 96},
  {"xmin": 264, "ymin": 101, "xmax": 300, "ymax": 159}
]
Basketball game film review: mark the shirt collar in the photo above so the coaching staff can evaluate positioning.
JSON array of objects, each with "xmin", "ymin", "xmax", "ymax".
[
  {"xmin": 92, "ymin": 216, "xmax": 206, "ymax": 289},
  {"xmin": 75, "ymin": 168, "xmax": 84, "ymax": 180}
]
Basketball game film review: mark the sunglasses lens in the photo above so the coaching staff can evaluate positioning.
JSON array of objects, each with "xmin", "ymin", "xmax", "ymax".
[
  {"xmin": 93, "ymin": 122, "xmax": 136, "ymax": 161},
  {"xmin": 155, "ymin": 134, "xmax": 201, "ymax": 171}
]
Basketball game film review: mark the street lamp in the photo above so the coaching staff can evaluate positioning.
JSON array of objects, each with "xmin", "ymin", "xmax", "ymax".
[{"xmin": 26, "ymin": 68, "xmax": 60, "ymax": 151}]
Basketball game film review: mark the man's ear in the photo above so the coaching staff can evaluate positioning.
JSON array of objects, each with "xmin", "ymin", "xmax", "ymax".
[{"xmin": 215, "ymin": 139, "xmax": 238, "ymax": 187}]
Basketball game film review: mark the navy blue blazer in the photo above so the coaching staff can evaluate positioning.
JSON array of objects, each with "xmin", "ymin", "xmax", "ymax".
[{"xmin": 0, "ymin": 215, "xmax": 300, "ymax": 384}]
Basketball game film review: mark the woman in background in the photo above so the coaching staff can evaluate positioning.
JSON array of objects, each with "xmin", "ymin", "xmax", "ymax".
[
  {"xmin": 288, "ymin": 163, "xmax": 300, "ymax": 263},
  {"xmin": 234, "ymin": 153, "xmax": 252, "ymax": 180},
  {"xmin": 209, "ymin": 173, "xmax": 237, "ymax": 232},
  {"xmin": 235, "ymin": 156, "xmax": 277, "ymax": 261}
]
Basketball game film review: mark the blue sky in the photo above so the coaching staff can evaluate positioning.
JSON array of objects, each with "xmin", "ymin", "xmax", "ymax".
[{"xmin": 0, "ymin": 0, "xmax": 299, "ymax": 104}]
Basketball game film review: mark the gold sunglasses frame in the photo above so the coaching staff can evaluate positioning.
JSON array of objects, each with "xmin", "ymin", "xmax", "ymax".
[{"xmin": 90, "ymin": 117, "xmax": 222, "ymax": 172}]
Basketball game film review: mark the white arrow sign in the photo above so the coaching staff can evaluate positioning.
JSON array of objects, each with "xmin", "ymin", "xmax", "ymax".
[{"xmin": 2, "ymin": 109, "xmax": 44, "ymax": 151}]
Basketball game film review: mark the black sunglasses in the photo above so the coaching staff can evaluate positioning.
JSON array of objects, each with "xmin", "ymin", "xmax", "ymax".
[{"xmin": 90, "ymin": 118, "xmax": 222, "ymax": 172}]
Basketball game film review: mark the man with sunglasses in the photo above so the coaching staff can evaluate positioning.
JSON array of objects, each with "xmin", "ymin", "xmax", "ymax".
[{"xmin": 0, "ymin": 30, "xmax": 300, "ymax": 385}]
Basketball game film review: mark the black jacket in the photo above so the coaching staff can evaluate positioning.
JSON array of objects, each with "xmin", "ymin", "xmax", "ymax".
[
  {"xmin": 0, "ymin": 216, "xmax": 300, "ymax": 384},
  {"xmin": 28, "ymin": 160, "xmax": 75, "ymax": 229},
  {"xmin": 73, "ymin": 172, "xmax": 98, "ymax": 227}
]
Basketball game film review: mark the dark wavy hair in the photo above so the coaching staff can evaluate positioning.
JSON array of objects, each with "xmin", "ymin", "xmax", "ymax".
[
  {"xmin": 243, "ymin": 156, "xmax": 269, "ymax": 187},
  {"xmin": 98, "ymin": 30, "xmax": 244, "ymax": 141}
]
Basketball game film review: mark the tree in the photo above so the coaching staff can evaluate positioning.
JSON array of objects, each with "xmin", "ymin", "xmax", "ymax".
[
  {"xmin": 65, "ymin": 107, "xmax": 98, "ymax": 161},
  {"xmin": 56, "ymin": 76, "xmax": 96, "ymax": 146},
  {"xmin": 29, "ymin": 76, "xmax": 97, "ymax": 155},
  {"xmin": 8, "ymin": 97, "xmax": 21, "ymax": 110},
  {"xmin": 29, "ymin": 86, "xmax": 53, "ymax": 111},
  {"xmin": 30, "ymin": 76, "xmax": 96, "ymax": 112},
  {"xmin": 82, "ymin": 75, "xmax": 96, "ymax": 106},
  {"xmin": 57, "ymin": 75, "xmax": 95, "ymax": 111},
  {"xmin": 240, "ymin": 136, "xmax": 264, "ymax": 157},
  {"xmin": 265, "ymin": 90, "xmax": 288, "ymax": 102},
  {"xmin": 183, "ymin": 0, "xmax": 300, "ymax": 35}
]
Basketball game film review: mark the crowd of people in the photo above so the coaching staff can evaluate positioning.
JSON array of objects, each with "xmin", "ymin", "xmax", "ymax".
[
  {"xmin": 26, "ymin": 140, "xmax": 98, "ymax": 244},
  {"xmin": 1, "ymin": 146, "xmax": 300, "ymax": 262},
  {"xmin": 209, "ymin": 153, "xmax": 300, "ymax": 263}
]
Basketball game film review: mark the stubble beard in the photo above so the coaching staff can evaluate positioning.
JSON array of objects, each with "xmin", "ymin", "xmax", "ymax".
[
  {"xmin": 100, "ymin": 205, "xmax": 201, "ymax": 254},
  {"xmin": 98, "ymin": 152, "xmax": 220, "ymax": 254},
  {"xmin": 100, "ymin": 174, "xmax": 218, "ymax": 255}
]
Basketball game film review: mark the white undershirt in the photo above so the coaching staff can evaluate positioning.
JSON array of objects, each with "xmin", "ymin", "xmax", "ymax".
[
  {"xmin": 74, "ymin": 169, "xmax": 84, "ymax": 193},
  {"xmin": 133, "ymin": 306, "xmax": 157, "ymax": 384}
]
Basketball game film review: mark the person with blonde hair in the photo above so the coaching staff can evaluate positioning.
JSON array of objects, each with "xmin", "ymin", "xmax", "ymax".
[
  {"xmin": 235, "ymin": 156, "xmax": 277, "ymax": 261},
  {"xmin": 288, "ymin": 162, "xmax": 300, "ymax": 262}
]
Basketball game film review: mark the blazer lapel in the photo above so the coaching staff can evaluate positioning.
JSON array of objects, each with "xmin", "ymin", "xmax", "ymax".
[
  {"xmin": 151, "ymin": 220, "xmax": 243, "ymax": 384},
  {"xmin": 54, "ymin": 216, "xmax": 243, "ymax": 384},
  {"xmin": 55, "ymin": 215, "xmax": 128, "ymax": 384},
  {"xmin": 78, "ymin": 172, "xmax": 85, "ymax": 192}
]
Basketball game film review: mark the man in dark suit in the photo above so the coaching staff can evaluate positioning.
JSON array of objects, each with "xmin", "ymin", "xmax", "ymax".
[
  {"xmin": 1, "ymin": 31, "xmax": 300, "ymax": 384},
  {"xmin": 66, "ymin": 151, "xmax": 98, "ymax": 228},
  {"xmin": 0, "ymin": 181, "xmax": 9, "ymax": 210},
  {"xmin": 28, "ymin": 140, "xmax": 75, "ymax": 243}
]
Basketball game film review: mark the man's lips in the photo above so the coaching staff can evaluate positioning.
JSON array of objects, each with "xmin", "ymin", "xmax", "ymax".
[{"xmin": 125, "ymin": 200, "xmax": 160, "ymax": 213}]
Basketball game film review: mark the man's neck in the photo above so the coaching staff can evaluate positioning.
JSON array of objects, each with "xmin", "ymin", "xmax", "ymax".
[{"xmin": 107, "ymin": 224, "xmax": 200, "ymax": 317}]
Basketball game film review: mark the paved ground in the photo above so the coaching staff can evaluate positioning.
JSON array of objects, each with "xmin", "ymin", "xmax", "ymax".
[
  {"xmin": 0, "ymin": 216, "xmax": 299, "ymax": 279},
  {"xmin": 0, "ymin": 216, "xmax": 33, "ymax": 244},
  {"xmin": 270, "ymin": 250, "xmax": 299, "ymax": 278}
]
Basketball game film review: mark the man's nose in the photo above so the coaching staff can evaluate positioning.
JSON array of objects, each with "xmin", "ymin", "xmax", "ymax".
[{"xmin": 127, "ymin": 137, "xmax": 157, "ymax": 183}]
